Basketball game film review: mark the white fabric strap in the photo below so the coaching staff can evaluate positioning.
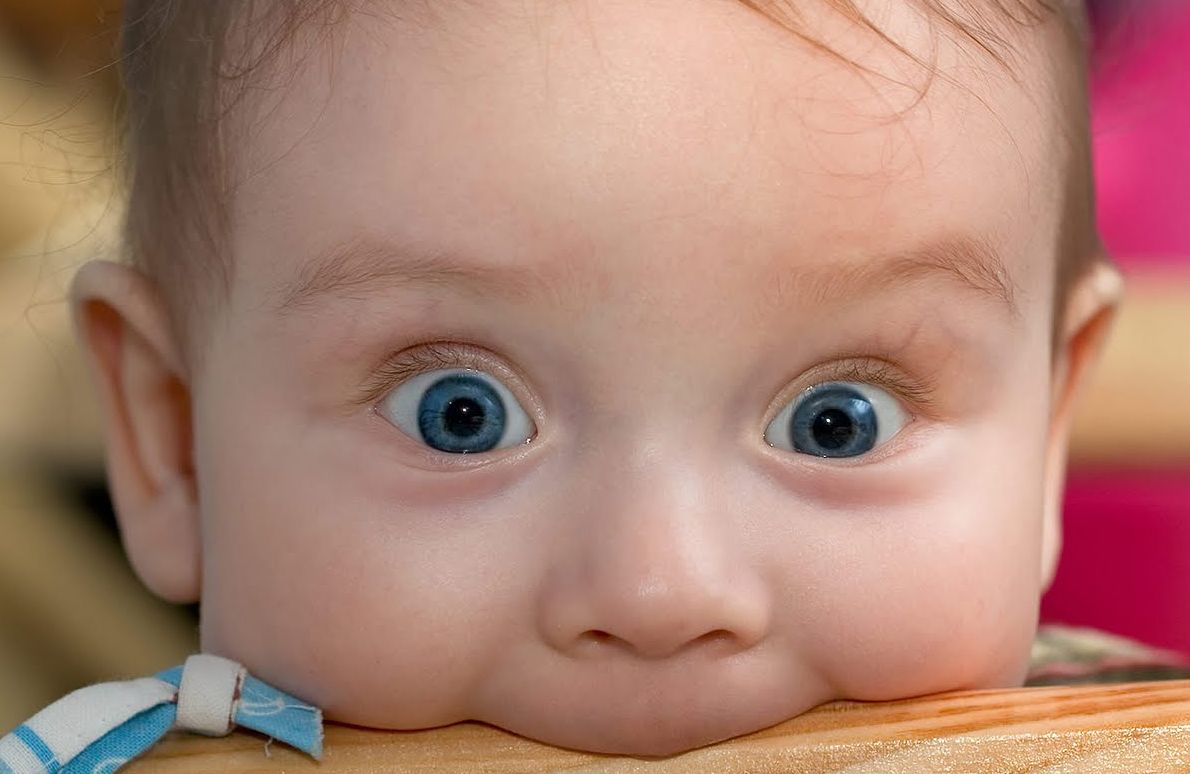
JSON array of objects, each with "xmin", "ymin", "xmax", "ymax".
[
  {"xmin": 0, "ymin": 731, "xmax": 48, "ymax": 774},
  {"xmin": 174, "ymin": 654, "xmax": 245, "ymax": 736},
  {"xmin": 16, "ymin": 677, "xmax": 174, "ymax": 769}
]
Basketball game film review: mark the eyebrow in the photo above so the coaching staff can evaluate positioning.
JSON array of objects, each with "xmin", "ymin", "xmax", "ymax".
[
  {"xmin": 274, "ymin": 236, "xmax": 540, "ymax": 312},
  {"xmin": 794, "ymin": 235, "xmax": 1019, "ymax": 316},
  {"xmin": 276, "ymin": 234, "xmax": 1018, "ymax": 316}
]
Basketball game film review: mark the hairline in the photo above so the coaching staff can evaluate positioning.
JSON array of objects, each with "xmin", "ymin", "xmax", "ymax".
[{"xmin": 119, "ymin": 0, "xmax": 1094, "ymax": 357}]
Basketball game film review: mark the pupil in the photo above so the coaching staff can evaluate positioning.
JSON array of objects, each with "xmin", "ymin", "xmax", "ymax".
[
  {"xmin": 812, "ymin": 408, "xmax": 856, "ymax": 450},
  {"xmin": 444, "ymin": 398, "xmax": 486, "ymax": 437}
]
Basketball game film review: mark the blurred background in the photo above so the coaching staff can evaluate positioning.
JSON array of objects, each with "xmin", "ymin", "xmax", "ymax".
[
  {"xmin": 0, "ymin": 0, "xmax": 1187, "ymax": 732},
  {"xmin": 0, "ymin": 0, "xmax": 198, "ymax": 732},
  {"xmin": 1040, "ymin": 0, "xmax": 1190, "ymax": 659}
]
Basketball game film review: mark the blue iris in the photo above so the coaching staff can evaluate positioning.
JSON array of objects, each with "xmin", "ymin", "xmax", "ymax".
[
  {"xmin": 790, "ymin": 384, "xmax": 878, "ymax": 458},
  {"xmin": 416, "ymin": 374, "xmax": 507, "ymax": 453}
]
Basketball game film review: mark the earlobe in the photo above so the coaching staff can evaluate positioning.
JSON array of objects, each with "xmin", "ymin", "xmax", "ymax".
[
  {"xmin": 71, "ymin": 261, "xmax": 201, "ymax": 603},
  {"xmin": 1040, "ymin": 258, "xmax": 1123, "ymax": 590}
]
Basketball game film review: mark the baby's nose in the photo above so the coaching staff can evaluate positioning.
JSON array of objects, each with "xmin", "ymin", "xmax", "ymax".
[
  {"xmin": 567, "ymin": 574, "xmax": 770, "ymax": 660},
  {"xmin": 537, "ymin": 472, "xmax": 772, "ymax": 660}
]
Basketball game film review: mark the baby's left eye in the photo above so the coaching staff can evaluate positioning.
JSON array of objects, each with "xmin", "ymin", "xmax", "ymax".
[{"xmin": 764, "ymin": 381, "xmax": 908, "ymax": 458}]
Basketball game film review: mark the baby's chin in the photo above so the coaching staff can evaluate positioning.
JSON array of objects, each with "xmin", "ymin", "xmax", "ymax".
[{"xmin": 478, "ymin": 689, "xmax": 826, "ymax": 757}]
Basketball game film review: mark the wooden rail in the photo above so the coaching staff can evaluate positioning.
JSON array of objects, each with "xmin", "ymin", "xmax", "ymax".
[{"xmin": 127, "ymin": 680, "xmax": 1190, "ymax": 772}]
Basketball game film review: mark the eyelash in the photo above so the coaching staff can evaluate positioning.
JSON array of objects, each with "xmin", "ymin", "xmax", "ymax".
[
  {"xmin": 806, "ymin": 358, "xmax": 937, "ymax": 415},
  {"xmin": 357, "ymin": 343, "xmax": 939, "ymax": 419},
  {"xmin": 356, "ymin": 342, "xmax": 493, "ymax": 407}
]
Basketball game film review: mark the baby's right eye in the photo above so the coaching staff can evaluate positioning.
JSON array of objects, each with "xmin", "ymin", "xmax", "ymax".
[{"xmin": 378, "ymin": 368, "xmax": 535, "ymax": 454}]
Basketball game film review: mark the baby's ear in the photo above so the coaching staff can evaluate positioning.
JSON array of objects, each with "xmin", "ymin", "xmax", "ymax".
[
  {"xmin": 1040, "ymin": 256, "xmax": 1123, "ymax": 590},
  {"xmin": 71, "ymin": 261, "xmax": 201, "ymax": 604}
]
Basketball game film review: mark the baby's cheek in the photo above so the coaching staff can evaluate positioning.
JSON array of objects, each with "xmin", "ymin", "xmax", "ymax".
[
  {"xmin": 785, "ymin": 433, "xmax": 1047, "ymax": 700},
  {"xmin": 805, "ymin": 473, "xmax": 1043, "ymax": 699},
  {"xmin": 818, "ymin": 566, "xmax": 1036, "ymax": 701},
  {"xmin": 190, "ymin": 367, "xmax": 546, "ymax": 728},
  {"xmin": 197, "ymin": 477, "xmax": 516, "ymax": 728}
]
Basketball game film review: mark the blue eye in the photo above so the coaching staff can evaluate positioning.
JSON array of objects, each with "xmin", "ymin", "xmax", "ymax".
[
  {"xmin": 764, "ymin": 382, "xmax": 907, "ymax": 458},
  {"xmin": 378, "ymin": 368, "xmax": 534, "ymax": 454}
]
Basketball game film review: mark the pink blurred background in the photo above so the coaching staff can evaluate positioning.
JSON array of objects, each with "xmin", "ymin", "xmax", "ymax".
[{"xmin": 1040, "ymin": 0, "xmax": 1190, "ymax": 651}]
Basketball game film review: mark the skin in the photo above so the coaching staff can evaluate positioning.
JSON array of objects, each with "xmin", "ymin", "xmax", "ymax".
[{"xmin": 73, "ymin": 0, "xmax": 1121, "ymax": 757}]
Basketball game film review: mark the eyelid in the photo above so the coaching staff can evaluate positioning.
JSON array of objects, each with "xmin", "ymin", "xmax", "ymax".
[
  {"xmin": 354, "ymin": 341, "xmax": 540, "ymax": 416},
  {"xmin": 764, "ymin": 357, "xmax": 937, "ymax": 425}
]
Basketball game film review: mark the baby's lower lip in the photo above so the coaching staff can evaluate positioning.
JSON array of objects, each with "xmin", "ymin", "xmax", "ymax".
[
  {"xmin": 493, "ymin": 690, "xmax": 803, "ymax": 757},
  {"xmin": 473, "ymin": 658, "xmax": 828, "ymax": 756}
]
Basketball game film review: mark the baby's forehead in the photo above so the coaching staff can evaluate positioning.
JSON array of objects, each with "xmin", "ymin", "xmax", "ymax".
[{"xmin": 228, "ymin": 0, "xmax": 1069, "ymax": 310}]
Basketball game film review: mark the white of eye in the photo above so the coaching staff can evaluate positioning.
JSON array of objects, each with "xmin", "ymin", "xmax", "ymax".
[
  {"xmin": 763, "ymin": 381, "xmax": 908, "ymax": 457},
  {"xmin": 377, "ymin": 368, "xmax": 534, "ymax": 452}
]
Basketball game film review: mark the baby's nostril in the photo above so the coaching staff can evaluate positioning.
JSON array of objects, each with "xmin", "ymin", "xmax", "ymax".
[
  {"xmin": 691, "ymin": 629, "xmax": 736, "ymax": 650},
  {"xmin": 579, "ymin": 628, "xmax": 739, "ymax": 655},
  {"xmin": 583, "ymin": 629, "xmax": 616, "ymax": 645}
]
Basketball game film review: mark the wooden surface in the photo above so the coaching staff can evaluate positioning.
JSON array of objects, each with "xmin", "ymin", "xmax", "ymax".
[{"xmin": 128, "ymin": 680, "xmax": 1190, "ymax": 772}]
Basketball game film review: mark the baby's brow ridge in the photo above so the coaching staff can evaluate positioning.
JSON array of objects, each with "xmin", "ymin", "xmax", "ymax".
[
  {"xmin": 798, "ymin": 236, "xmax": 1019, "ymax": 314},
  {"xmin": 274, "ymin": 237, "xmax": 539, "ymax": 311},
  {"xmin": 275, "ymin": 234, "xmax": 1018, "ymax": 316}
]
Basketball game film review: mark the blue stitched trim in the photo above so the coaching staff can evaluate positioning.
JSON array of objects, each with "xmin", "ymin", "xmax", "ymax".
[{"xmin": 12, "ymin": 725, "xmax": 58, "ymax": 772}]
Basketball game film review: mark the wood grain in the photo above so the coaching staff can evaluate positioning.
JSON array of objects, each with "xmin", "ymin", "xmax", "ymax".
[{"xmin": 126, "ymin": 680, "xmax": 1190, "ymax": 772}]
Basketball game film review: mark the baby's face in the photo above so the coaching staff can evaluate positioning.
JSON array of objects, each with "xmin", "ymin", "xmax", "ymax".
[{"xmin": 193, "ymin": 0, "xmax": 1072, "ymax": 755}]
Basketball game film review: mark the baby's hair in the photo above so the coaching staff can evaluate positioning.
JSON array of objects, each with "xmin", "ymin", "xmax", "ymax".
[{"xmin": 118, "ymin": 0, "xmax": 1096, "ymax": 346}]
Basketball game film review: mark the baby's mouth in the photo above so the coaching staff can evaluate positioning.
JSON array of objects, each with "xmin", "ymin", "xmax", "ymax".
[
  {"xmin": 471, "ymin": 657, "xmax": 832, "ymax": 757},
  {"xmin": 495, "ymin": 689, "xmax": 811, "ymax": 757}
]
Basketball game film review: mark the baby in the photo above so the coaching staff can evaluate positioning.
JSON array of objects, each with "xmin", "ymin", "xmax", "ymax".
[{"xmin": 21, "ymin": 0, "xmax": 1126, "ymax": 762}]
